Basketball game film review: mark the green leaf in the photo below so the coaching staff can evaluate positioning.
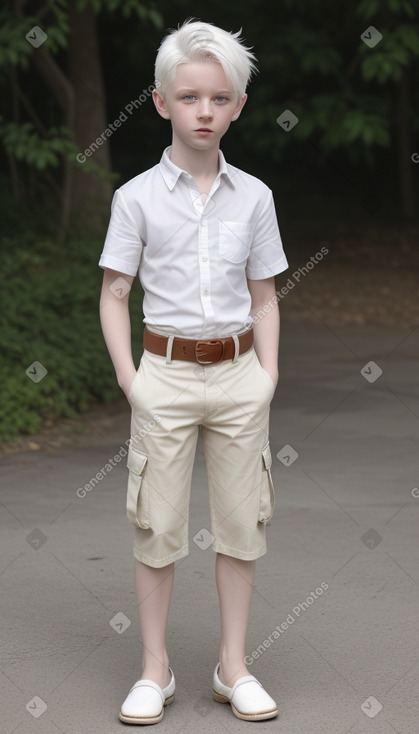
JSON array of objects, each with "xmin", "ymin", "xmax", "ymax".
[
  {"xmin": 342, "ymin": 110, "xmax": 365, "ymax": 142},
  {"xmin": 356, "ymin": 0, "xmax": 379, "ymax": 20},
  {"xmin": 148, "ymin": 7, "xmax": 164, "ymax": 29},
  {"xmin": 0, "ymin": 120, "xmax": 74, "ymax": 170},
  {"xmin": 396, "ymin": 24, "xmax": 419, "ymax": 54},
  {"xmin": 300, "ymin": 47, "xmax": 342, "ymax": 76}
]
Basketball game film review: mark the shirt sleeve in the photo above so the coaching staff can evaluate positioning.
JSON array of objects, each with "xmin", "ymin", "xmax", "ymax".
[
  {"xmin": 98, "ymin": 189, "xmax": 144, "ymax": 276},
  {"xmin": 245, "ymin": 190, "xmax": 288, "ymax": 279}
]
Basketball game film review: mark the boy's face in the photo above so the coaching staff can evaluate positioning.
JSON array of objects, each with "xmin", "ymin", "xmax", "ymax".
[{"xmin": 152, "ymin": 60, "xmax": 247, "ymax": 154}]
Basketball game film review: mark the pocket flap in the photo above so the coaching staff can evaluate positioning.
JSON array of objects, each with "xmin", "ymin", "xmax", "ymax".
[
  {"xmin": 259, "ymin": 442, "xmax": 275, "ymax": 523},
  {"xmin": 262, "ymin": 443, "xmax": 272, "ymax": 471},
  {"xmin": 126, "ymin": 446, "xmax": 149, "ymax": 528},
  {"xmin": 127, "ymin": 446, "xmax": 148, "ymax": 475},
  {"xmin": 219, "ymin": 221, "xmax": 253, "ymax": 263}
]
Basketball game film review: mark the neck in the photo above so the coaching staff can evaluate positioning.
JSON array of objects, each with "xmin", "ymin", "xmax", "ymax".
[{"xmin": 169, "ymin": 136, "xmax": 220, "ymax": 180}]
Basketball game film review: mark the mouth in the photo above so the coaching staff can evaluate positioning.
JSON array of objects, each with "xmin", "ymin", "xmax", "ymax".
[{"xmin": 195, "ymin": 128, "xmax": 212, "ymax": 132}]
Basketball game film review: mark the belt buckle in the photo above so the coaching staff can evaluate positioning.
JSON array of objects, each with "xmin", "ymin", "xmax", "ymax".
[{"xmin": 195, "ymin": 339, "xmax": 224, "ymax": 364}]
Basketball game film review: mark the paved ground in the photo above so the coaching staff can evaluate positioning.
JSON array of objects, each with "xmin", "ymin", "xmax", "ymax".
[{"xmin": 1, "ymin": 314, "xmax": 419, "ymax": 734}]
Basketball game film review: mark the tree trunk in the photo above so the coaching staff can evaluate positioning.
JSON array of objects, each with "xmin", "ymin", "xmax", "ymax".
[
  {"xmin": 68, "ymin": 0, "xmax": 112, "ymax": 234},
  {"xmin": 395, "ymin": 69, "xmax": 414, "ymax": 221},
  {"xmin": 9, "ymin": 66, "xmax": 20, "ymax": 198},
  {"xmin": 29, "ymin": 45, "xmax": 75, "ymax": 241}
]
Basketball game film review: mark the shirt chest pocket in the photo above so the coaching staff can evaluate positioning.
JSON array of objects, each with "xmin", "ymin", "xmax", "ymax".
[{"xmin": 219, "ymin": 221, "xmax": 253, "ymax": 263}]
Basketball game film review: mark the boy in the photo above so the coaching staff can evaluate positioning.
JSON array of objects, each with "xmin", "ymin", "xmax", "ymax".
[{"xmin": 99, "ymin": 18, "xmax": 288, "ymax": 724}]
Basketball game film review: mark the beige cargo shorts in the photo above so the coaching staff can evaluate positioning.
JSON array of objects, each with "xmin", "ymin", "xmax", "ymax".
[{"xmin": 126, "ymin": 337, "xmax": 276, "ymax": 568}]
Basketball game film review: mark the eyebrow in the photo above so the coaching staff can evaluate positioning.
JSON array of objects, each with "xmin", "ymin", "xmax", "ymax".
[{"xmin": 176, "ymin": 87, "xmax": 232, "ymax": 94}]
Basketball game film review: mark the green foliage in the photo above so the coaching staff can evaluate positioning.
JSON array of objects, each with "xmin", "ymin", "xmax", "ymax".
[
  {"xmin": 0, "ymin": 16, "xmax": 33, "ymax": 70},
  {"xmin": 238, "ymin": 0, "xmax": 419, "ymax": 169},
  {"xmin": 0, "ymin": 0, "xmax": 163, "ymax": 210},
  {"xmin": 0, "ymin": 235, "xmax": 144, "ymax": 441},
  {"xmin": 75, "ymin": 0, "xmax": 163, "ymax": 26},
  {"xmin": 0, "ymin": 4, "xmax": 69, "ymax": 63},
  {"xmin": 356, "ymin": 0, "xmax": 416, "ymax": 19},
  {"xmin": 360, "ymin": 27, "xmax": 418, "ymax": 83},
  {"xmin": 0, "ymin": 120, "xmax": 76, "ymax": 169}
]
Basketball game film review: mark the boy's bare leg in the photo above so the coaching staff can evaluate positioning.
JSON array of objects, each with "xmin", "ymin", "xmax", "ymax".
[
  {"xmin": 216, "ymin": 553, "xmax": 255, "ymax": 687},
  {"xmin": 134, "ymin": 559, "xmax": 174, "ymax": 689}
]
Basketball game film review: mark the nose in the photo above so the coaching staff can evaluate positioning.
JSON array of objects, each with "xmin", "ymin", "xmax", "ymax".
[{"xmin": 197, "ymin": 98, "xmax": 213, "ymax": 119}]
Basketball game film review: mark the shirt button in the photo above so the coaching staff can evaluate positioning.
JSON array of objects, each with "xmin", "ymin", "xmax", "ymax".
[
  {"xmin": 201, "ymin": 220, "xmax": 207, "ymax": 227},
  {"xmin": 203, "ymin": 289, "xmax": 209, "ymax": 296},
  {"xmin": 202, "ymin": 256, "xmax": 208, "ymax": 262}
]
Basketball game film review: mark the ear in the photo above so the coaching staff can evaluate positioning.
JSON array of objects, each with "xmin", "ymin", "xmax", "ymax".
[
  {"xmin": 231, "ymin": 93, "xmax": 247, "ymax": 122},
  {"xmin": 152, "ymin": 89, "xmax": 170, "ymax": 120}
]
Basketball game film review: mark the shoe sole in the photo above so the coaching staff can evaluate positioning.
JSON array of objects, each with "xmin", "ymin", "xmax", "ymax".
[
  {"xmin": 118, "ymin": 693, "xmax": 175, "ymax": 725},
  {"xmin": 212, "ymin": 689, "xmax": 278, "ymax": 721}
]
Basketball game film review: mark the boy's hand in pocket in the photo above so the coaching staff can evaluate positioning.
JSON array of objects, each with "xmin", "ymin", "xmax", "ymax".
[{"xmin": 119, "ymin": 368, "xmax": 137, "ymax": 400}]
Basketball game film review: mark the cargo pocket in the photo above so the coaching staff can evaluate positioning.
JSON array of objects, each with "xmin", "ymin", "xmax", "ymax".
[
  {"xmin": 258, "ymin": 442, "xmax": 275, "ymax": 523},
  {"xmin": 126, "ymin": 445, "xmax": 150, "ymax": 529}
]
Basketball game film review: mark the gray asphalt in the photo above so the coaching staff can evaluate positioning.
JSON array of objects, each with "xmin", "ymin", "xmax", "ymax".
[{"xmin": 1, "ymin": 318, "xmax": 418, "ymax": 734}]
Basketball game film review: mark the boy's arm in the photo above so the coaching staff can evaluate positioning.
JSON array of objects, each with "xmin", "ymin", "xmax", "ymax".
[
  {"xmin": 247, "ymin": 277, "xmax": 280, "ymax": 386},
  {"xmin": 99, "ymin": 268, "xmax": 137, "ymax": 399}
]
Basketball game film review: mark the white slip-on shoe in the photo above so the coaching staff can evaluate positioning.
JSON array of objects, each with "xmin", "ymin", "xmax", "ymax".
[
  {"xmin": 212, "ymin": 662, "xmax": 278, "ymax": 721},
  {"xmin": 119, "ymin": 667, "xmax": 175, "ymax": 725}
]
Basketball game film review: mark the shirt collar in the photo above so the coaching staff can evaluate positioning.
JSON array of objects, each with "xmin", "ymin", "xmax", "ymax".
[{"xmin": 159, "ymin": 145, "xmax": 234, "ymax": 190}]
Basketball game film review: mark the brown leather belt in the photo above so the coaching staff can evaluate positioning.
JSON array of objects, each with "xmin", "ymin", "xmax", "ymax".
[{"xmin": 143, "ymin": 326, "xmax": 254, "ymax": 364}]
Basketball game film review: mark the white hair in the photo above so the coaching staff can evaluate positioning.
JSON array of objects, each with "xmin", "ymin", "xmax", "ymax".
[{"xmin": 154, "ymin": 18, "xmax": 258, "ymax": 100}]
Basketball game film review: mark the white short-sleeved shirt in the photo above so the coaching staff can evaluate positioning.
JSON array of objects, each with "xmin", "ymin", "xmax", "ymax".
[{"xmin": 99, "ymin": 145, "xmax": 288, "ymax": 338}]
